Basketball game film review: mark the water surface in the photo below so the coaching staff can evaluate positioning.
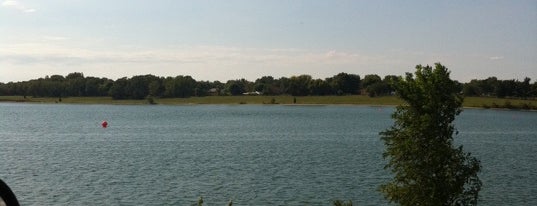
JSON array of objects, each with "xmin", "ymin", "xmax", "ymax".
[{"xmin": 0, "ymin": 103, "xmax": 535, "ymax": 205}]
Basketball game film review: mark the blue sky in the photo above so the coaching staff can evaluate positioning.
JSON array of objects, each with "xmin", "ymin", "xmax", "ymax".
[{"xmin": 1, "ymin": 0, "xmax": 536, "ymax": 83}]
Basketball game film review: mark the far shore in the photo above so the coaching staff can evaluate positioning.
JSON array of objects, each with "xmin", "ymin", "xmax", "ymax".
[{"xmin": 0, "ymin": 95, "xmax": 536, "ymax": 110}]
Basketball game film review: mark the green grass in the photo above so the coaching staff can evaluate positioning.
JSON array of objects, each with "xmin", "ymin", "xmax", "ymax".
[
  {"xmin": 158, "ymin": 95, "xmax": 403, "ymax": 105},
  {"xmin": 0, "ymin": 95, "xmax": 403, "ymax": 105},
  {"xmin": 463, "ymin": 97, "xmax": 537, "ymax": 110},
  {"xmin": 0, "ymin": 96, "xmax": 146, "ymax": 104},
  {"xmin": 1, "ymin": 95, "xmax": 536, "ymax": 110}
]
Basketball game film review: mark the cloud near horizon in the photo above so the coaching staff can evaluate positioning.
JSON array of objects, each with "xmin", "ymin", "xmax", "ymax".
[
  {"xmin": 489, "ymin": 56, "xmax": 505, "ymax": 60},
  {"xmin": 1, "ymin": 42, "xmax": 407, "ymax": 82},
  {"xmin": 2, "ymin": 41, "xmax": 519, "ymax": 83},
  {"xmin": 1, "ymin": 0, "xmax": 35, "ymax": 13},
  {"xmin": 0, "ymin": 42, "xmax": 381, "ymax": 67}
]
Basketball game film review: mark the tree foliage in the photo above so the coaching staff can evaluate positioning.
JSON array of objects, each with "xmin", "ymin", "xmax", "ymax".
[
  {"xmin": 288, "ymin": 75, "xmax": 313, "ymax": 96},
  {"xmin": 362, "ymin": 74, "xmax": 382, "ymax": 89},
  {"xmin": 225, "ymin": 79, "xmax": 250, "ymax": 95},
  {"xmin": 462, "ymin": 76, "xmax": 534, "ymax": 99},
  {"xmin": 1, "ymin": 70, "xmax": 535, "ymax": 100},
  {"xmin": 328, "ymin": 72, "xmax": 361, "ymax": 95},
  {"xmin": 380, "ymin": 63, "xmax": 481, "ymax": 205}
]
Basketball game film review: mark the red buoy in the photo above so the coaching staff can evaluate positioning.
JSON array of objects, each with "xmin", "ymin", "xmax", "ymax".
[{"xmin": 101, "ymin": 121, "xmax": 108, "ymax": 128}]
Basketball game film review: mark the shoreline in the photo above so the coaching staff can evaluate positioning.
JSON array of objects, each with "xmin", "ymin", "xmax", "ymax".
[{"xmin": 1, "ymin": 95, "xmax": 536, "ymax": 110}]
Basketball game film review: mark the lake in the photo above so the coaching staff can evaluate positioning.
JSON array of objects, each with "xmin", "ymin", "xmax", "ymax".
[{"xmin": 0, "ymin": 103, "xmax": 536, "ymax": 205}]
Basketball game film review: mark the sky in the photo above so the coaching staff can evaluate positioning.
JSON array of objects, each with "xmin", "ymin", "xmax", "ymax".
[{"xmin": 1, "ymin": 0, "xmax": 536, "ymax": 83}]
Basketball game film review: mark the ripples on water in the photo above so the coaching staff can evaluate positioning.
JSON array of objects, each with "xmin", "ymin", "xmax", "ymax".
[{"xmin": 0, "ymin": 103, "xmax": 536, "ymax": 205}]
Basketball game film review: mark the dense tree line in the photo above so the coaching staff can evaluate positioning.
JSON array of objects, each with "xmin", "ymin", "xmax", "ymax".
[
  {"xmin": 0, "ymin": 72, "xmax": 367, "ymax": 99},
  {"xmin": 463, "ymin": 77, "xmax": 536, "ymax": 99},
  {"xmin": 0, "ymin": 72, "xmax": 536, "ymax": 100}
]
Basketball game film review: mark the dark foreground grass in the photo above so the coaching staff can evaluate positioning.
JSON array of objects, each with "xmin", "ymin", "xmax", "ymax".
[{"xmin": 1, "ymin": 95, "xmax": 536, "ymax": 110}]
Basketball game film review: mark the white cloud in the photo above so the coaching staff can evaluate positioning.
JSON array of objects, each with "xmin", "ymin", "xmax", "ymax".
[
  {"xmin": 2, "ymin": 42, "xmax": 528, "ymax": 83},
  {"xmin": 0, "ymin": 43, "xmax": 379, "ymax": 66},
  {"xmin": 0, "ymin": 42, "xmax": 389, "ymax": 81},
  {"xmin": 1, "ymin": 0, "xmax": 36, "ymax": 13},
  {"xmin": 489, "ymin": 56, "xmax": 504, "ymax": 60},
  {"xmin": 8, "ymin": 42, "xmax": 520, "ymax": 83},
  {"xmin": 42, "ymin": 36, "xmax": 68, "ymax": 41}
]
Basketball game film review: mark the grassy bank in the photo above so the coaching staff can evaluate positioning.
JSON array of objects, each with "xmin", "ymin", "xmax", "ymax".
[
  {"xmin": 1, "ymin": 95, "xmax": 536, "ymax": 110},
  {"xmin": 0, "ymin": 95, "xmax": 403, "ymax": 105},
  {"xmin": 463, "ymin": 97, "xmax": 537, "ymax": 110}
]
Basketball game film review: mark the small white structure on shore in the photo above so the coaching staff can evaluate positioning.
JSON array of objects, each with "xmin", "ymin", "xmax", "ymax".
[{"xmin": 242, "ymin": 91, "xmax": 263, "ymax": 95}]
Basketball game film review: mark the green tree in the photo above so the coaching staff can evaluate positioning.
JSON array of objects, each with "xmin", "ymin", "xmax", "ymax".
[
  {"xmin": 517, "ymin": 77, "xmax": 531, "ymax": 99},
  {"xmin": 380, "ymin": 63, "xmax": 481, "ymax": 206},
  {"xmin": 84, "ymin": 77, "xmax": 101, "ymax": 96},
  {"xmin": 310, "ymin": 78, "xmax": 332, "ymax": 95},
  {"xmin": 329, "ymin": 73, "xmax": 361, "ymax": 95},
  {"xmin": 194, "ymin": 81, "xmax": 213, "ymax": 96},
  {"xmin": 109, "ymin": 77, "xmax": 128, "ymax": 99},
  {"xmin": 148, "ymin": 79, "xmax": 163, "ymax": 97},
  {"xmin": 276, "ymin": 77, "xmax": 291, "ymax": 95},
  {"xmin": 127, "ymin": 75, "xmax": 150, "ymax": 99},
  {"xmin": 225, "ymin": 80, "xmax": 246, "ymax": 96},
  {"xmin": 254, "ymin": 76, "xmax": 278, "ymax": 95},
  {"xmin": 362, "ymin": 74, "xmax": 382, "ymax": 89},
  {"xmin": 175, "ymin": 75, "xmax": 197, "ymax": 98},
  {"xmin": 366, "ymin": 82, "xmax": 390, "ymax": 97},
  {"xmin": 163, "ymin": 77, "xmax": 176, "ymax": 97},
  {"xmin": 98, "ymin": 79, "xmax": 113, "ymax": 96},
  {"xmin": 495, "ymin": 79, "xmax": 516, "ymax": 98},
  {"xmin": 45, "ymin": 75, "xmax": 65, "ymax": 97},
  {"xmin": 225, "ymin": 79, "xmax": 252, "ymax": 96},
  {"xmin": 65, "ymin": 72, "xmax": 86, "ymax": 96},
  {"xmin": 383, "ymin": 75, "xmax": 399, "ymax": 93},
  {"xmin": 288, "ymin": 75, "xmax": 312, "ymax": 96},
  {"xmin": 462, "ymin": 80, "xmax": 482, "ymax": 96},
  {"xmin": 531, "ymin": 81, "xmax": 537, "ymax": 97},
  {"xmin": 482, "ymin": 77, "xmax": 498, "ymax": 96}
]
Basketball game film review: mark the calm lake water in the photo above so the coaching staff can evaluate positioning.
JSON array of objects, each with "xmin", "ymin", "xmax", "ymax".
[{"xmin": 0, "ymin": 103, "xmax": 536, "ymax": 205}]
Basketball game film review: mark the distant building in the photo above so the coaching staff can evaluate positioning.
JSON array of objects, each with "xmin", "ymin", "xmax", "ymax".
[
  {"xmin": 242, "ymin": 91, "xmax": 263, "ymax": 95},
  {"xmin": 208, "ymin": 88, "xmax": 220, "ymax": 96}
]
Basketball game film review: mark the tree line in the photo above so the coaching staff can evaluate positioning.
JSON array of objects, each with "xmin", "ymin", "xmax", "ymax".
[
  {"xmin": 0, "ymin": 72, "xmax": 536, "ymax": 99},
  {"xmin": 462, "ymin": 77, "xmax": 535, "ymax": 99}
]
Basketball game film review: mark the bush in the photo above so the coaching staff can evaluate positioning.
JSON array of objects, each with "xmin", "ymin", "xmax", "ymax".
[{"xmin": 146, "ymin": 96, "xmax": 156, "ymax": 104}]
